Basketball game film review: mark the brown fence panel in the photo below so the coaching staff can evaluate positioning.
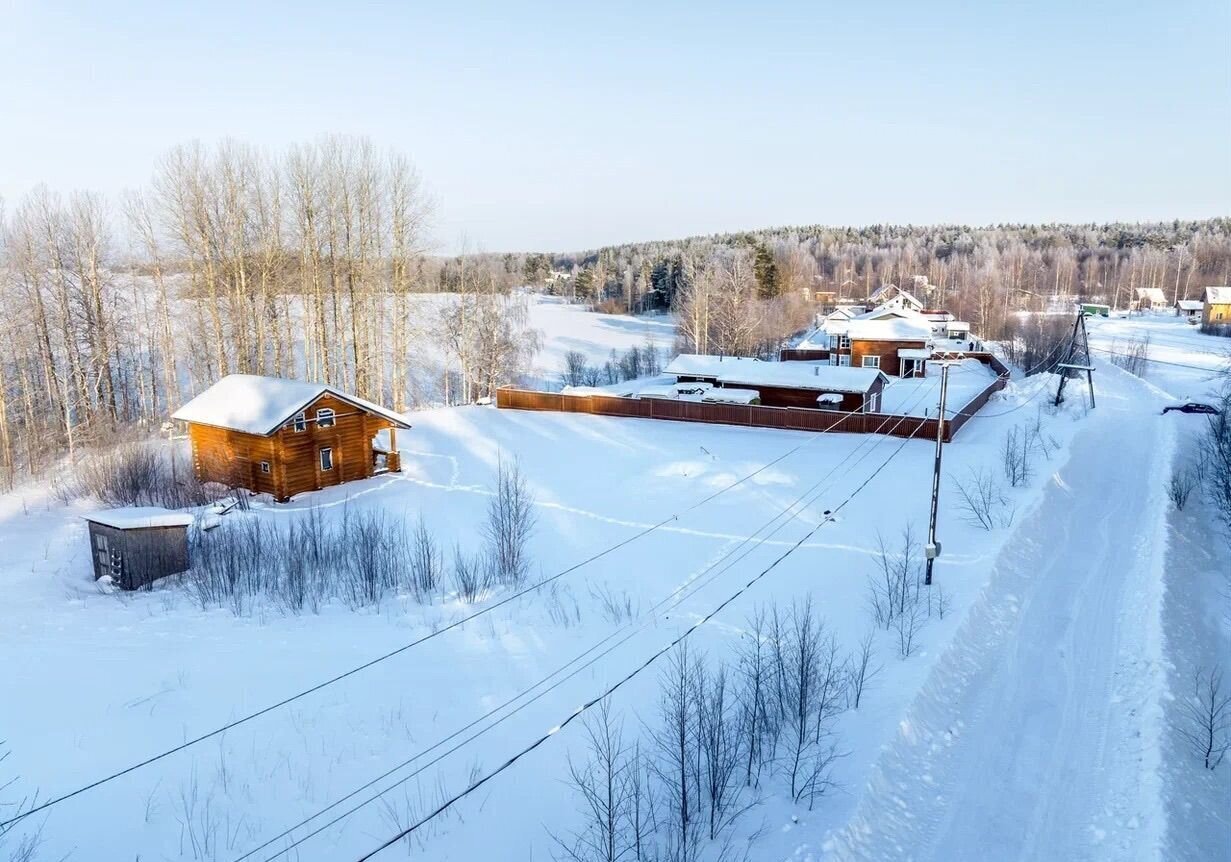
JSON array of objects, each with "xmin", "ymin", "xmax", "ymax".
[{"xmin": 496, "ymin": 381, "xmax": 1002, "ymax": 442}]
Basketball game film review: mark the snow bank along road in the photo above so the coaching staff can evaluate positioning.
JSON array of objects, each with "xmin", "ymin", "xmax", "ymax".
[{"xmin": 832, "ymin": 364, "xmax": 1173, "ymax": 861}]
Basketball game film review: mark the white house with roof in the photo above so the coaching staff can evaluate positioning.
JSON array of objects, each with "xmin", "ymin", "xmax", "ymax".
[
  {"xmin": 1175, "ymin": 299, "xmax": 1204, "ymax": 322},
  {"xmin": 867, "ymin": 284, "xmax": 924, "ymax": 312},
  {"xmin": 1134, "ymin": 287, "xmax": 1169, "ymax": 312}
]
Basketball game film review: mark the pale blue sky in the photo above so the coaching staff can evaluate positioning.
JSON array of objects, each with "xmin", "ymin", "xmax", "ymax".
[{"xmin": 2, "ymin": 1, "xmax": 1228, "ymax": 252}]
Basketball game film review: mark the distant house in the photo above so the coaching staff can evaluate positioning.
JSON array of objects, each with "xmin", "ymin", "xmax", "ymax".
[
  {"xmin": 665, "ymin": 354, "xmax": 888, "ymax": 412},
  {"xmin": 1134, "ymin": 287, "xmax": 1168, "ymax": 312},
  {"xmin": 1204, "ymin": 286, "xmax": 1231, "ymax": 328},
  {"xmin": 172, "ymin": 375, "xmax": 411, "ymax": 502},
  {"xmin": 1175, "ymin": 299, "xmax": 1204, "ymax": 323},
  {"xmin": 867, "ymin": 284, "xmax": 924, "ymax": 313}
]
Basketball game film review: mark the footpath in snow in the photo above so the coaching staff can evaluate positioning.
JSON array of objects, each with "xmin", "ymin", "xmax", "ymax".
[{"xmin": 830, "ymin": 363, "xmax": 1175, "ymax": 861}]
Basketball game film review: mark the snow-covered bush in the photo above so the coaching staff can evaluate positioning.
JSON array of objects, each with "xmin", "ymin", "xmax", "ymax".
[
  {"xmin": 951, "ymin": 467, "xmax": 1015, "ymax": 530},
  {"xmin": 1177, "ymin": 665, "xmax": 1231, "ymax": 771},
  {"xmin": 484, "ymin": 457, "xmax": 536, "ymax": 588},
  {"xmin": 1202, "ymin": 388, "xmax": 1231, "ymax": 532},
  {"xmin": 0, "ymin": 743, "xmax": 42, "ymax": 862},
  {"xmin": 56, "ymin": 441, "xmax": 213, "ymax": 509},
  {"xmin": 555, "ymin": 601, "xmax": 861, "ymax": 859}
]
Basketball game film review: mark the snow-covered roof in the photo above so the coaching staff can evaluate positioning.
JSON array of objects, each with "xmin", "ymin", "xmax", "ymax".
[
  {"xmin": 845, "ymin": 316, "xmax": 933, "ymax": 342},
  {"xmin": 868, "ymin": 285, "xmax": 923, "ymax": 309},
  {"xmin": 1135, "ymin": 287, "xmax": 1167, "ymax": 302},
  {"xmin": 172, "ymin": 375, "xmax": 412, "ymax": 436},
  {"xmin": 1205, "ymin": 286, "xmax": 1231, "ymax": 304},
  {"xmin": 665, "ymin": 355, "xmax": 766, "ymax": 378},
  {"xmin": 637, "ymin": 385, "xmax": 681, "ymax": 399},
  {"xmin": 1176, "ymin": 300, "xmax": 1204, "ymax": 311},
  {"xmin": 84, "ymin": 507, "xmax": 194, "ymax": 530},
  {"xmin": 897, "ymin": 348, "xmax": 932, "ymax": 359},
  {"xmin": 701, "ymin": 388, "xmax": 759, "ymax": 404}
]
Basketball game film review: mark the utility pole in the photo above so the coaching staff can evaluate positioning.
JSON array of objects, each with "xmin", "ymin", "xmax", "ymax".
[
  {"xmin": 924, "ymin": 362, "xmax": 950, "ymax": 586},
  {"xmin": 1054, "ymin": 310, "xmax": 1096, "ymax": 408}
]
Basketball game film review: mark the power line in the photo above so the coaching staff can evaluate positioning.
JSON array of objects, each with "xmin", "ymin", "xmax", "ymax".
[
  {"xmin": 237, "ymin": 381, "xmax": 947, "ymax": 861},
  {"xmin": 353, "ymin": 415, "xmax": 931, "ymax": 861},
  {"xmin": 1088, "ymin": 345, "xmax": 1228, "ymax": 374},
  {"xmin": 1, "ymin": 376, "xmax": 919, "ymax": 830}
]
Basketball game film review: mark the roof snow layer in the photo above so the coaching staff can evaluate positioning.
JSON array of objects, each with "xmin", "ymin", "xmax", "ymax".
[
  {"xmin": 845, "ymin": 316, "xmax": 933, "ymax": 342},
  {"xmin": 172, "ymin": 374, "xmax": 412, "ymax": 436},
  {"xmin": 666, "ymin": 354, "xmax": 885, "ymax": 393},
  {"xmin": 83, "ymin": 507, "xmax": 194, "ymax": 530}
]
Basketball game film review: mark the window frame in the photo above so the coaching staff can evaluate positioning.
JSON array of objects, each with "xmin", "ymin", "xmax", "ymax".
[
  {"xmin": 292, "ymin": 411, "xmax": 307, "ymax": 433},
  {"xmin": 862, "ymin": 355, "xmax": 881, "ymax": 369},
  {"xmin": 316, "ymin": 407, "xmax": 336, "ymax": 429},
  {"xmin": 319, "ymin": 447, "xmax": 334, "ymax": 472},
  {"xmin": 838, "ymin": 354, "xmax": 851, "ymax": 367},
  {"xmin": 259, "ymin": 461, "xmax": 271, "ymax": 474}
]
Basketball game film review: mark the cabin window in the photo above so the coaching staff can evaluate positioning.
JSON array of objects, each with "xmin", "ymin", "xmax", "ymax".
[
  {"xmin": 838, "ymin": 354, "xmax": 851, "ymax": 367},
  {"xmin": 839, "ymin": 335, "xmax": 851, "ymax": 349},
  {"xmin": 319, "ymin": 447, "xmax": 334, "ymax": 471},
  {"xmin": 866, "ymin": 392, "xmax": 880, "ymax": 412},
  {"xmin": 862, "ymin": 356, "xmax": 880, "ymax": 369},
  {"xmin": 292, "ymin": 412, "xmax": 306, "ymax": 432},
  {"xmin": 316, "ymin": 408, "xmax": 336, "ymax": 429},
  {"xmin": 829, "ymin": 354, "xmax": 839, "ymax": 366},
  {"xmin": 259, "ymin": 461, "xmax": 271, "ymax": 474}
]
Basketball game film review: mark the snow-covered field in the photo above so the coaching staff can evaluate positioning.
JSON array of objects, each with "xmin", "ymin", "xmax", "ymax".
[
  {"xmin": 2, "ymin": 307, "xmax": 1225, "ymax": 861},
  {"xmin": 1085, "ymin": 312, "xmax": 1228, "ymax": 401},
  {"xmin": 0, "ymin": 350, "xmax": 1096, "ymax": 860}
]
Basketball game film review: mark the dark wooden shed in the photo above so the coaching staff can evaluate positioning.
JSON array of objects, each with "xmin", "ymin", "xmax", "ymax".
[{"xmin": 83, "ymin": 507, "xmax": 194, "ymax": 590}]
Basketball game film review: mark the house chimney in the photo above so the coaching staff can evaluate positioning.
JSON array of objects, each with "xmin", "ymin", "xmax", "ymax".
[{"xmin": 814, "ymin": 366, "xmax": 819, "ymax": 375}]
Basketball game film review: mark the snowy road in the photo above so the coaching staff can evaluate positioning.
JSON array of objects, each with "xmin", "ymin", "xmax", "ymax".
[{"xmin": 833, "ymin": 365, "xmax": 1172, "ymax": 861}]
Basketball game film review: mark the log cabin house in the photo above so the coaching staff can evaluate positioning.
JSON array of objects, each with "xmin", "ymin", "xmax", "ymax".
[
  {"xmin": 664, "ymin": 354, "xmax": 887, "ymax": 412},
  {"xmin": 172, "ymin": 375, "xmax": 411, "ymax": 502}
]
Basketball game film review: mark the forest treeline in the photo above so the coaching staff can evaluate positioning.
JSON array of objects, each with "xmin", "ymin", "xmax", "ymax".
[
  {"xmin": 0, "ymin": 137, "xmax": 540, "ymax": 486},
  {"xmin": 512, "ymin": 217, "xmax": 1231, "ymax": 356},
  {"xmin": 1, "ymin": 132, "xmax": 1228, "ymax": 488}
]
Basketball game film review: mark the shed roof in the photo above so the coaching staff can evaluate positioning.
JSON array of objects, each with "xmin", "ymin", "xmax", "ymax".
[
  {"xmin": 1176, "ymin": 300, "xmax": 1204, "ymax": 311},
  {"xmin": 666, "ymin": 354, "xmax": 885, "ymax": 393},
  {"xmin": 172, "ymin": 375, "xmax": 412, "ymax": 436},
  {"xmin": 84, "ymin": 507, "xmax": 194, "ymax": 530},
  {"xmin": 1205, "ymin": 286, "xmax": 1231, "ymax": 304}
]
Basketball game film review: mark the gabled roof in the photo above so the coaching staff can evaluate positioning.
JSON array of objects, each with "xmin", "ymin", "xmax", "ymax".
[
  {"xmin": 1136, "ymin": 287, "xmax": 1167, "ymax": 302},
  {"xmin": 172, "ymin": 374, "xmax": 412, "ymax": 436},
  {"xmin": 1205, "ymin": 286, "xmax": 1231, "ymax": 304},
  {"xmin": 1176, "ymin": 300, "xmax": 1204, "ymax": 311},
  {"xmin": 868, "ymin": 284, "xmax": 924, "ymax": 308}
]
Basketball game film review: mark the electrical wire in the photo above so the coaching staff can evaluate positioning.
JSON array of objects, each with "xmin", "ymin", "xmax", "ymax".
[
  {"xmin": 1, "ymin": 369, "xmax": 929, "ymax": 830},
  {"xmin": 236, "ymin": 380, "xmax": 947, "ymax": 862},
  {"xmin": 352, "ymin": 412, "xmax": 932, "ymax": 861}
]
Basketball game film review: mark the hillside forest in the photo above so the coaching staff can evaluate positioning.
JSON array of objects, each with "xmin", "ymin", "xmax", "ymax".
[{"xmin": 1, "ymin": 134, "xmax": 1228, "ymax": 487}]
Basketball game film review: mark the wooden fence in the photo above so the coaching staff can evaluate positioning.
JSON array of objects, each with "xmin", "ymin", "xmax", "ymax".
[{"xmin": 497, "ymin": 355, "xmax": 1010, "ymax": 443}]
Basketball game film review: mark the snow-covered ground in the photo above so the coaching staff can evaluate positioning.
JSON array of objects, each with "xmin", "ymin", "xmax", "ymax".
[
  {"xmin": 1085, "ymin": 312, "xmax": 1228, "ymax": 402},
  {"xmin": 829, "ymin": 363, "xmax": 1177, "ymax": 860},
  {"xmin": 526, "ymin": 296, "xmax": 675, "ymax": 382},
  {"xmin": 0, "ymin": 358, "xmax": 1094, "ymax": 860}
]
